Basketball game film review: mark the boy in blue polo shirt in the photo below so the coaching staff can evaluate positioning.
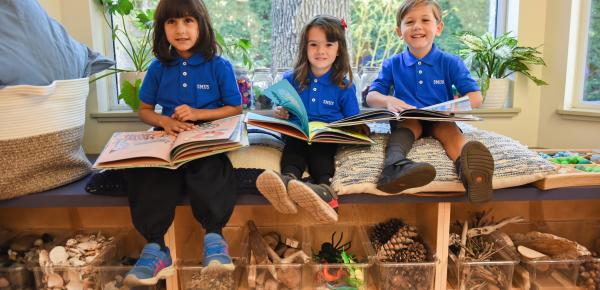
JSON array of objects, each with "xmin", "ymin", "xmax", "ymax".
[{"xmin": 366, "ymin": 0, "xmax": 494, "ymax": 203}]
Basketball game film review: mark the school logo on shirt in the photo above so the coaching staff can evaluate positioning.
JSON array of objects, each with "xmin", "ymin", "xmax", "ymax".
[
  {"xmin": 433, "ymin": 80, "xmax": 445, "ymax": 85},
  {"xmin": 197, "ymin": 84, "xmax": 210, "ymax": 90},
  {"xmin": 322, "ymin": 100, "xmax": 335, "ymax": 106}
]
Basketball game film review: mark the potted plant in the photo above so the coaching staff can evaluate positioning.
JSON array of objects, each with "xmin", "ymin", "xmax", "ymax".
[
  {"xmin": 94, "ymin": 0, "xmax": 154, "ymax": 111},
  {"xmin": 216, "ymin": 31, "xmax": 253, "ymax": 108},
  {"xmin": 458, "ymin": 32, "xmax": 548, "ymax": 108}
]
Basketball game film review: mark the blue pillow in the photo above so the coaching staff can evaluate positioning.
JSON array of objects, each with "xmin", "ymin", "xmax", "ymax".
[{"xmin": 0, "ymin": 0, "xmax": 115, "ymax": 86}]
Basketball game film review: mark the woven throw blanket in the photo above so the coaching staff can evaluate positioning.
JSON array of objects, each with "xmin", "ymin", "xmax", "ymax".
[{"xmin": 331, "ymin": 122, "xmax": 557, "ymax": 196}]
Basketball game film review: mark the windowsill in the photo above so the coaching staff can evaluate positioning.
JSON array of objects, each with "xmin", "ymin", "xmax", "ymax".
[
  {"xmin": 556, "ymin": 108, "xmax": 600, "ymax": 122},
  {"xmin": 90, "ymin": 107, "xmax": 522, "ymax": 123}
]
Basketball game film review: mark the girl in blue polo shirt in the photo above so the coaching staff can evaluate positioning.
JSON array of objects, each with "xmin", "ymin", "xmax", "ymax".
[
  {"xmin": 256, "ymin": 15, "xmax": 361, "ymax": 224},
  {"xmin": 366, "ymin": 0, "xmax": 494, "ymax": 203},
  {"xmin": 122, "ymin": 0, "xmax": 241, "ymax": 285}
]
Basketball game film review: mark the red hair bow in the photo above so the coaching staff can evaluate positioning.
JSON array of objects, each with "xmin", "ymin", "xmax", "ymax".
[{"xmin": 341, "ymin": 18, "xmax": 348, "ymax": 30}]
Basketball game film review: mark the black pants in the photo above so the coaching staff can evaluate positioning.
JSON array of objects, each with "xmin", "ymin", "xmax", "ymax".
[
  {"xmin": 281, "ymin": 137, "xmax": 338, "ymax": 185},
  {"xmin": 123, "ymin": 154, "xmax": 236, "ymax": 244}
]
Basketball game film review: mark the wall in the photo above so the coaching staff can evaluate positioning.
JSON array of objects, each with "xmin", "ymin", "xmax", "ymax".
[{"xmin": 40, "ymin": 0, "xmax": 600, "ymax": 152}]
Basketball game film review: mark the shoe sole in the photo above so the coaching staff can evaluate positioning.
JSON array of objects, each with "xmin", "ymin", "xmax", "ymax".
[
  {"xmin": 202, "ymin": 260, "xmax": 235, "ymax": 273},
  {"xmin": 461, "ymin": 141, "xmax": 494, "ymax": 203},
  {"xmin": 287, "ymin": 180, "xmax": 338, "ymax": 223},
  {"xmin": 376, "ymin": 164, "xmax": 436, "ymax": 194},
  {"xmin": 123, "ymin": 265, "xmax": 175, "ymax": 286},
  {"xmin": 256, "ymin": 170, "xmax": 298, "ymax": 214}
]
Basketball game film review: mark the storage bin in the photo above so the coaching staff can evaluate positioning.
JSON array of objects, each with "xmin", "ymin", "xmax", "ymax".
[
  {"xmin": 96, "ymin": 265, "xmax": 156, "ymax": 290},
  {"xmin": 307, "ymin": 224, "xmax": 371, "ymax": 290},
  {"xmin": 176, "ymin": 227, "xmax": 244, "ymax": 290},
  {"xmin": 240, "ymin": 224, "xmax": 307, "ymax": 290},
  {"xmin": 448, "ymin": 258, "xmax": 518, "ymax": 290},
  {"xmin": 362, "ymin": 224, "xmax": 436, "ymax": 290}
]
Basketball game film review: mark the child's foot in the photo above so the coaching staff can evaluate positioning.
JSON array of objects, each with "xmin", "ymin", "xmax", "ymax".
[
  {"xmin": 123, "ymin": 243, "xmax": 174, "ymax": 286},
  {"xmin": 256, "ymin": 170, "xmax": 298, "ymax": 214},
  {"xmin": 457, "ymin": 141, "xmax": 494, "ymax": 203},
  {"xmin": 377, "ymin": 159, "xmax": 436, "ymax": 193},
  {"xmin": 203, "ymin": 233, "xmax": 234, "ymax": 272},
  {"xmin": 287, "ymin": 180, "xmax": 338, "ymax": 223}
]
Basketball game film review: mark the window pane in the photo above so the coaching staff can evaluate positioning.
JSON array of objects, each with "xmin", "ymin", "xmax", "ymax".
[
  {"xmin": 351, "ymin": 0, "xmax": 492, "ymax": 67},
  {"xmin": 583, "ymin": 0, "xmax": 600, "ymax": 103}
]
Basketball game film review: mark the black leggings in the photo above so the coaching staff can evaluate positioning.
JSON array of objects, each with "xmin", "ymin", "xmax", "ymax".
[
  {"xmin": 123, "ymin": 154, "xmax": 236, "ymax": 244},
  {"xmin": 280, "ymin": 137, "xmax": 338, "ymax": 185}
]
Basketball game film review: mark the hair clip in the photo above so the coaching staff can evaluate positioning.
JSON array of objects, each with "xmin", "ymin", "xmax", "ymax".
[{"xmin": 341, "ymin": 18, "xmax": 348, "ymax": 30}]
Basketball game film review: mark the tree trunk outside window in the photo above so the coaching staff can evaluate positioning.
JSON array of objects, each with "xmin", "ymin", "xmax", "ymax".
[{"xmin": 271, "ymin": 0, "xmax": 350, "ymax": 70}]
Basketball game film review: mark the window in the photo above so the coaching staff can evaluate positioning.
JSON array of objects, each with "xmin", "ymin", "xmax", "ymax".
[
  {"xmin": 109, "ymin": 0, "xmax": 503, "ymax": 109},
  {"xmin": 566, "ymin": 0, "xmax": 600, "ymax": 110}
]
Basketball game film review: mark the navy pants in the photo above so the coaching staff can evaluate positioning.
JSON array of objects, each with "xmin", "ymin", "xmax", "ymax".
[
  {"xmin": 123, "ymin": 154, "xmax": 236, "ymax": 244},
  {"xmin": 281, "ymin": 137, "xmax": 338, "ymax": 185}
]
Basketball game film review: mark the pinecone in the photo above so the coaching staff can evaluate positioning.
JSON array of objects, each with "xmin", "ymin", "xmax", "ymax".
[
  {"xmin": 377, "ymin": 225, "xmax": 427, "ymax": 262},
  {"xmin": 370, "ymin": 218, "xmax": 404, "ymax": 249}
]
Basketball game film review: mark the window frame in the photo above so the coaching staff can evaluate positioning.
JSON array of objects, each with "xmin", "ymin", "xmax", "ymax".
[{"xmin": 565, "ymin": 0, "xmax": 600, "ymax": 110}]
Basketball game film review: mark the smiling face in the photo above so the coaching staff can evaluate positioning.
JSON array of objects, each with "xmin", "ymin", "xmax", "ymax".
[
  {"xmin": 306, "ymin": 27, "xmax": 339, "ymax": 77},
  {"xmin": 165, "ymin": 16, "xmax": 199, "ymax": 59},
  {"xmin": 397, "ymin": 4, "xmax": 444, "ymax": 58}
]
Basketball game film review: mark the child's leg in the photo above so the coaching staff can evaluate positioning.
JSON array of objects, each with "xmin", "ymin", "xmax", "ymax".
[
  {"xmin": 185, "ymin": 154, "xmax": 236, "ymax": 269},
  {"xmin": 377, "ymin": 119, "xmax": 436, "ymax": 193},
  {"xmin": 255, "ymin": 137, "xmax": 307, "ymax": 214},
  {"xmin": 122, "ymin": 168, "xmax": 179, "ymax": 285},
  {"xmin": 287, "ymin": 143, "xmax": 339, "ymax": 223},
  {"xmin": 430, "ymin": 122, "xmax": 494, "ymax": 203}
]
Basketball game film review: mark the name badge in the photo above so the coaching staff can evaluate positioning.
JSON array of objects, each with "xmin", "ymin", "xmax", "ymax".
[
  {"xmin": 433, "ymin": 80, "xmax": 445, "ymax": 85},
  {"xmin": 322, "ymin": 100, "xmax": 335, "ymax": 106},
  {"xmin": 197, "ymin": 84, "xmax": 210, "ymax": 90}
]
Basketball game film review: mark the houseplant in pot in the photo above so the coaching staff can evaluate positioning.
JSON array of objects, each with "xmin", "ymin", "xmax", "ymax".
[
  {"xmin": 94, "ymin": 0, "xmax": 154, "ymax": 111},
  {"xmin": 458, "ymin": 32, "xmax": 548, "ymax": 108}
]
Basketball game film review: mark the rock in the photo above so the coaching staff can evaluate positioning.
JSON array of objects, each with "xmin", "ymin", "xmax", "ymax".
[{"xmin": 49, "ymin": 246, "xmax": 69, "ymax": 265}]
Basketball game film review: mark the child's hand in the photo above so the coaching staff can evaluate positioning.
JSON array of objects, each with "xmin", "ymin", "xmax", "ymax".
[
  {"xmin": 386, "ymin": 97, "xmax": 415, "ymax": 112},
  {"xmin": 160, "ymin": 116, "xmax": 195, "ymax": 136},
  {"xmin": 172, "ymin": 104, "xmax": 197, "ymax": 122},
  {"xmin": 274, "ymin": 106, "xmax": 289, "ymax": 119}
]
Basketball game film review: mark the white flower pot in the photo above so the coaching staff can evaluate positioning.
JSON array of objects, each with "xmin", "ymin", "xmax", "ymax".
[
  {"xmin": 119, "ymin": 71, "xmax": 146, "ymax": 86},
  {"xmin": 482, "ymin": 78, "xmax": 512, "ymax": 109}
]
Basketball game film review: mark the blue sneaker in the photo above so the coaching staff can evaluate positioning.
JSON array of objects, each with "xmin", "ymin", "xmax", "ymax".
[
  {"xmin": 124, "ymin": 243, "xmax": 175, "ymax": 286},
  {"xmin": 203, "ymin": 233, "xmax": 234, "ymax": 271}
]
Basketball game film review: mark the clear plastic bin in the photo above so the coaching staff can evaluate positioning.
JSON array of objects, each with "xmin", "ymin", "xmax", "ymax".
[
  {"xmin": 96, "ymin": 265, "xmax": 157, "ymax": 290},
  {"xmin": 522, "ymin": 259, "xmax": 581, "ymax": 290},
  {"xmin": 362, "ymin": 224, "xmax": 437, "ymax": 290},
  {"xmin": 240, "ymin": 225, "xmax": 306, "ymax": 290},
  {"xmin": 448, "ymin": 258, "xmax": 518, "ymax": 290},
  {"xmin": 177, "ymin": 227, "xmax": 244, "ymax": 290},
  {"xmin": 307, "ymin": 224, "xmax": 371, "ymax": 290},
  {"xmin": 0, "ymin": 265, "xmax": 32, "ymax": 290},
  {"xmin": 31, "ymin": 229, "xmax": 125, "ymax": 290}
]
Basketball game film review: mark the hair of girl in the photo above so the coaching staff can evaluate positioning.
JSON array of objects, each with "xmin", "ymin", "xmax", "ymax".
[
  {"xmin": 293, "ymin": 14, "xmax": 353, "ymax": 90},
  {"xmin": 153, "ymin": 0, "xmax": 221, "ymax": 63}
]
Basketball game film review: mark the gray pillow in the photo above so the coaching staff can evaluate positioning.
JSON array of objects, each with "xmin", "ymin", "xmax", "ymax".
[{"xmin": 0, "ymin": 0, "xmax": 114, "ymax": 86}]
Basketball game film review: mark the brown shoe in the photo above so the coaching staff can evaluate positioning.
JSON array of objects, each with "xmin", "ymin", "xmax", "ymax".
[
  {"xmin": 457, "ymin": 141, "xmax": 494, "ymax": 203},
  {"xmin": 256, "ymin": 170, "xmax": 298, "ymax": 214},
  {"xmin": 376, "ymin": 159, "xmax": 436, "ymax": 193},
  {"xmin": 287, "ymin": 180, "xmax": 338, "ymax": 223}
]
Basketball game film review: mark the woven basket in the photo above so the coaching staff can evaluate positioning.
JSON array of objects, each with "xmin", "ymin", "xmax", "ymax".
[{"xmin": 0, "ymin": 78, "xmax": 91, "ymax": 200}]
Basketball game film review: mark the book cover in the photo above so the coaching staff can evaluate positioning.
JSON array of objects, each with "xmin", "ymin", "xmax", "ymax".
[
  {"xmin": 327, "ymin": 96, "xmax": 482, "ymax": 128},
  {"xmin": 246, "ymin": 80, "xmax": 374, "ymax": 145},
  {"xmin": 94, "ymin": 115, "xmax": 248, "ymax": 170}
]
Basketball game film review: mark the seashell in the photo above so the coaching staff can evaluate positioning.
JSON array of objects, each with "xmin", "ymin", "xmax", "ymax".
[
  {"xmin": 49, "ymin": 246, "xmax": 69, "ymax": 265},
  {"xmin": 66, "ymin": 279, "xmax": 83, "ymax": 290},
  {"xmin": 0, "ymin": 277, "xmax": 10, "ymax": 288},
  {"xmin": 77, "ymin": 241, "xmax": 98, "ymax": 251},
  {"xmin": 66, "ymin": 239, "xmax": 78, "ymax": 247},
  {"xmin": 39, "ymin": 249, "xmax": 50, "ymax": 267},
  {"xmin": 67, "ymin": 269, "xmax": 80, "ymax": 283},
  {"xmin": 114, "ymin": 275, "xmax": 123, "ymax": 284},
  {"xmin": 84, "ymin": 255, "xmax": 96, "ymax": 264},
  {"xmin": 103, "ymin": 281, "xmax": 119, "ymax": 290},
  {"xmin": 69, "ymin": 257, "xmax": 86, "ymax": 267},
  {"xmin": 33, "ymin": 238, "xmax": 44, "ymax": 247},
  {"xmin": 47, "ymin": 272, "xmax": 64, "ymax": 288}
]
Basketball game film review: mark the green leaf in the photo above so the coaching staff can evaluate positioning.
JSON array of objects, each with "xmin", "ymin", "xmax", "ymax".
[
  {"xmin": 118, "ymin": 79, "xmax": 141, "ymax": 111},
  {"xmin": 116, "ymin": 0, "xmax": 133, "ymax": 15}
]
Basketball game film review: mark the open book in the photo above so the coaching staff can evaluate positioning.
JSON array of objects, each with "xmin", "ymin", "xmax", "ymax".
[
  {"xmin": 245, "ymin": 80, "xmax": 374, "ymax": 145},
  {"xmin": 94, "ymin": 115, "xmax": 248, "ymax": 170},
  {"xmin": 326, "ymin": 96, "xmax": 482, "ymax": 128}
]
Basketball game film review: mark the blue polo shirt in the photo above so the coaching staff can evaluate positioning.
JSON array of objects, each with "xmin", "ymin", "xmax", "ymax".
[
  {"xmin": 139, "ymin": 53, "xmax": 241, "ymax": 117},
  {"xmin": 369, "ymin": 44, "xmax": 479, "ymax": 108},
  {"xmin": 283, "ymin": 70, "xmax": 359, "ymax": 123}
]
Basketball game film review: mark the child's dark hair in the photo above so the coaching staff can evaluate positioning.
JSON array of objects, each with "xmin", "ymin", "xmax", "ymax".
[
  {"xmin": 293, "ymin": 15, "xmax": 352, "ymax": 90},
  {"xmin": 396, "ymin": 0, "xmax": 442, "ymax": 27},
  {"xmin": 153, "ymin": 0, "xmax": 220, "ymax": 63}
]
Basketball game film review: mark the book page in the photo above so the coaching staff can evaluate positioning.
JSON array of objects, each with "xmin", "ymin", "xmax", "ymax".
[
  {"xmin": 246, "ymin": 112, "xmax": 308, "ymax": 141},
  {"xmin": 95, "ymin": 131, "xmax": 173, "ymax": 164},
  {"xmin": 421, "ymin": 96, "xmax": 472, "ymax": 112},
  {"xmin": 262, "ymin": 80, "xmax": 310, "ymax": 136},
  {"xmin": 171, "ymin": 115, "xmax": 242, "ymax": 150},
  {"xmin": 308, "ymin": 121, "xmax": 374, "ymax": 144}
]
